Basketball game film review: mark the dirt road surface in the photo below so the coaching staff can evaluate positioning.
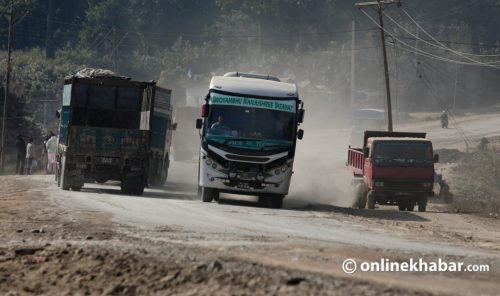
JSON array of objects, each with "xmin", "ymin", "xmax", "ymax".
[{"xmin": 1, "ymin": 112, "xmax": 500, "ymax": 295}]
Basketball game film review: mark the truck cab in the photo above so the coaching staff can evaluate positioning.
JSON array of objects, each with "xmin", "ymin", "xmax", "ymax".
[{"xmin": 348, "ymin": 131, "xmax": 438, "ymax": 212}]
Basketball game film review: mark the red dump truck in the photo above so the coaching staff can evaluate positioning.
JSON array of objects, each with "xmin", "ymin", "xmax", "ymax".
[{"xmin": 347, "ymin": 131, "xmax": 439, "ymax": 212}]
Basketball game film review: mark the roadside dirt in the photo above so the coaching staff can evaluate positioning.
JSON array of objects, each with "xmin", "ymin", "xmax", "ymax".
[{"xmin": 0, "ymin": 175, "xmax": 443, "ymax": 295}]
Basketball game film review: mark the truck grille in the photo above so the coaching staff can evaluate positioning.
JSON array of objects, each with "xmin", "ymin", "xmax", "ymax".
[{"xmin": 380, "ymin": 180, "xmax": 430, "ymax": 191}]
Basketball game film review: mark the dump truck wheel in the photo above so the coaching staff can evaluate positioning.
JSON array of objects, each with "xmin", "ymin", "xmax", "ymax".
[
  {"xmin": 418, "ymin": 196, "xmax": 428, "ymax": 212},
  {"xmin": 366, "ymin": 191, "xmax": 375, "ymax": 209},
  {"xmin": 353, "ymin": 184, "xmax": 367, "ymax": 209}
]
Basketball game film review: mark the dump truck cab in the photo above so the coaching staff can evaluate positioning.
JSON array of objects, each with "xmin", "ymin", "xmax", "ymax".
[{"xmin": 348, "ymin": 131, "xmax": 438, "ymax": 212}]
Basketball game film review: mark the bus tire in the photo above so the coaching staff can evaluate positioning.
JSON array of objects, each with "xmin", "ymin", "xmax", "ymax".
[
  {"xmin": 201, "ymin": 187, "xmax": 215, "ymax": 202},
  {"xmin": 270, "ymin": 195, "xmax": 284, "ymax": 209}
]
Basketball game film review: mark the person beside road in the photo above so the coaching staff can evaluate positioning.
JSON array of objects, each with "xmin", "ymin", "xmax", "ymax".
[
  {"xmin": 25, "ymin": 138, "xmax": 35, "ymax": 175},
  {"xmin": 15, "ymin": 135, "xmax": 26, "ymax": 175},
  {"xmin": 441, "ymin": 110, "xmax": 449, "ymax": 129},
  {"xmin": 45, "ymin": 132, "xmax": 57, "ymax": 174}
]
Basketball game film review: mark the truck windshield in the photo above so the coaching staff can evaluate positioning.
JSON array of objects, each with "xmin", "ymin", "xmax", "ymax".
[
  {"xmin": 205, "ymin": 93, "xmax": 296, "ymax": 151},
  {"xmin": 373, "ymin": 141, "xmax": 433, "ymax": 167}
]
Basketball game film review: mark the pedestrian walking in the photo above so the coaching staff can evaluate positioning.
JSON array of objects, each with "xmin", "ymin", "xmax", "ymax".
[
  {"xmin": 15, "ymin": 135, "xmax": 26, "ymax": 175},
  {"xmin": 45, "ymin": 131, "xmax": 57, "ymax": 174},
  {"xmin": 25, "ymin": 138, "xmax": 35, "ymax": 175}
]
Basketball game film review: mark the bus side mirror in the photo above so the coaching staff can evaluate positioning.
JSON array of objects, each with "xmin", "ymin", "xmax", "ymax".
[
  {"xmin": 201, "ymin": 104, "xmax": 208, "ymax": 118},
  {"xmin": 172, "ymin": 122, "xmax": 178, "ymax": 131},
  {"xmin": 363, "ymin": 147, "xmax": 370, "ymax": 158},
  {"xmin": 433, "ymin": 154, "xmax": 439, "ymax": 163},
  {"xmin": 297, "ymin": 129, "xmax": 304, "ymax": 140},
  {"xmin": 196, "ymin": 119, "xmax": 203, "ymax": 129},
  {"xmin": 298, "ymin": 109, "xmax": 305, "ymax": 123}
]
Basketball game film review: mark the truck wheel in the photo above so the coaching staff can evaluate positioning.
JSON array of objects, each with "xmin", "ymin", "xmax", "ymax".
[
  {"xmin": 60, "ymin": 156, "xmax": 70, "ymax": 191},
  {"xmin": 398, "ymin": 203, "xmax": 406, "ymax": 211},
  {"xmin": 353, "ymin": 184, "xmax": 367, "ymax": 209},
  {"xmin": 121, "ymin": 175, "xmax": 145, "ymax": 196},
  {"xmin": 201, "ymin": 187, "xmax": 215, "ymax": 202},
  {"xmin": 406, "ymin": 202, "xmax": 415, "ymax": 212},
  {"xmin": 418, "ymin": 196, "xmax": 428, "ymax": 212},
  {"xmin": 366, "ymin": 191, "xmax": 375, "ymax": 209}
]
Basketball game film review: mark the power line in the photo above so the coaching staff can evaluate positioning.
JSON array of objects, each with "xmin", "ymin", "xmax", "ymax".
[
  {"xmin": 400, "ymin": 7, "xmax": 500, "ymax": 67},
  {"xmin": 383, "ymin": 10, "xmax": 500, "ymax": 59},
  {"xmin": 360, "ymin": 9, "xmax": 500, "ymax": 69}
]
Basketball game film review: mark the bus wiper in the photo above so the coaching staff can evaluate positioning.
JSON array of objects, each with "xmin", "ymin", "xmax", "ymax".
[
  {"xmin": 222, "ymin": 137, "xmax": 263, "ymax": 144},
  {"xmin": 260, "ymin": 144, "xmax": 287, "ymax": 151}
]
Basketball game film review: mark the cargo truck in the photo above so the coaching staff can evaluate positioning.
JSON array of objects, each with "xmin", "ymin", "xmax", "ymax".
[
  {"xmin": 347, "ymin": 131, "xmax": 439, "ymax": 212},
  {"xmin": 56, "ymin": 69, "xmax": 174, "ymax": 195}
]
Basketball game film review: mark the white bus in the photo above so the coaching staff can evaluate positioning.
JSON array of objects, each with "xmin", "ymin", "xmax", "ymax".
[{"xmin": 195, "ymin": 72, "xmax": 305, "ymax": 208}]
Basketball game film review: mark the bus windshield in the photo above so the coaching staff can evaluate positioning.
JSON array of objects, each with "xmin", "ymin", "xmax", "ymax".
[{"xmin": 205, "ymin": 93, "xmax": 296, "ymax": 151}]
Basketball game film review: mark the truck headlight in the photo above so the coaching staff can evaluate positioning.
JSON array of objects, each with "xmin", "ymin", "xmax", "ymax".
[
  {"xmin": 257, "ymin": 174, "xmax": 264, "ymax": 181},
  {"xmin": 374, "ymin": 182, "xmax": 384, "ymax": 187},
  {"xmin": 229, "ymin": 172, "xmax": 236, "ymax": 178},
  {"xmin": 205, "ymin": 159, "xmax": 212, "ymax": 166},
  {"xmin": 423, "ymin": 182, "xmax": 432, "ymax": 188},
  {"xmin": 212, "ymin": 163, "xmax": 217, "ymax": 169},
  {"xmin": 281, "ymin": 166, "xmax": 288, "ymax": 172}
]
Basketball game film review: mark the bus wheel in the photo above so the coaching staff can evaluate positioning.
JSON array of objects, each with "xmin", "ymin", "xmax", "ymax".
[
  {"xmin": 259, "ymin": 195, "xmax": 283, "ymax": 209},
  {"xmin": 270, "ymin": 195, "xmax": 283, "ymax": 209},
  {"xmin": 201, "ymin": 187, "xmax": 215, "ymax": 202}
]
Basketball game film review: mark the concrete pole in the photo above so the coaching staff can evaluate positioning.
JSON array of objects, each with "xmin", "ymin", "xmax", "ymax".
[{"xmin": 1, "ymin": 1, "xmax": 14, "ymax": 173}]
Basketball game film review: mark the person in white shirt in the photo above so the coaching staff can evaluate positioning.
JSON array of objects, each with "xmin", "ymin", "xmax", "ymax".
[
  {"xmin": 25, "ymin": 138, "xmax": 35, "ymax": 175},
  {"xmin": 45, "ymin": 132, "xmax": 57, "ymax": 174}
]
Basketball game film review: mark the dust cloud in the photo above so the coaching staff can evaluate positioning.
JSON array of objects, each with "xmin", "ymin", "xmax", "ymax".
[{"xmin": 287, "ymin": 92, "xmax": 355, "ymax": 208}]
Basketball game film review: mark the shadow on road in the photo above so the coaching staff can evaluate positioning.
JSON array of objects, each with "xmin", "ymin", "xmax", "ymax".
[
  {"xmin": 79, "ymin": 181, "xmax": 198, "ymax": 201},
  {"xmin": 287, "ymin": 202, "xmax": 430, "ymax": 222}
]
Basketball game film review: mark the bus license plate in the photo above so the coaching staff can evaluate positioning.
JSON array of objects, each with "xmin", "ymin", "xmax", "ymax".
[{"xmin": 237, "ymin": 182, "xmax": 250, "ymax": 189}]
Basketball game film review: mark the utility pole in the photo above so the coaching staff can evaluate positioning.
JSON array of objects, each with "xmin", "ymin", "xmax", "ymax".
[
  {"xmin": 350, "ymin": 21, "xmax": 356, "ymax": 111},
  {"xmin": 45, "ymin": 0, "xmax": 55, "ymax": 58},
  {"xmin": 1, "ymin": 0, "xmax": 14, "ymax": 173},
  {"xmin": 355, "ymin": 0, "xmax": 401, "ymax": 132}
]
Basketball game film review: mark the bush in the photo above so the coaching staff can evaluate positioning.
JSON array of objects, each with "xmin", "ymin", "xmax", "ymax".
[{"xmin": 451, "ymin": 148, "xmax": 500, "ymax": 215}]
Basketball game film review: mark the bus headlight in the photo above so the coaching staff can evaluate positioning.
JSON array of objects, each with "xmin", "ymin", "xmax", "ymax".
[
  {"xmin": 281, "ymin": 166, "xmax": 288, "ymax": 173},
  {"xmin": 229, "ymin": 172, "xmax": 236, "ymax": 178},
  {"xmin": 212, "ymin": 163, "xmax": 217, "ymax": 169},
  {"xmin": 205, "ymin": 159, "xmax": 213, "ymax": 166},
  {"xmin": 257, "ymin": 173, "xmax": 264, "ymax": 181}
]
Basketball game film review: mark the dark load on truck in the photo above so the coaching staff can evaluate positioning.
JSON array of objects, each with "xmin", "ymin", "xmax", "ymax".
[
  {"xmin": 56, "ymin": 69, "xmax": 174, "ymax": 195},
  {"xmin": 347, "ymin": 131, "xmax": 439, "ymax": 212}
]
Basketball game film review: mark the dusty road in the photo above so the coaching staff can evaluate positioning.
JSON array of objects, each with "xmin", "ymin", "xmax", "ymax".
[{"xmin": 1, "ymin": 111, "xmax": 500, "ymax": 295}]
